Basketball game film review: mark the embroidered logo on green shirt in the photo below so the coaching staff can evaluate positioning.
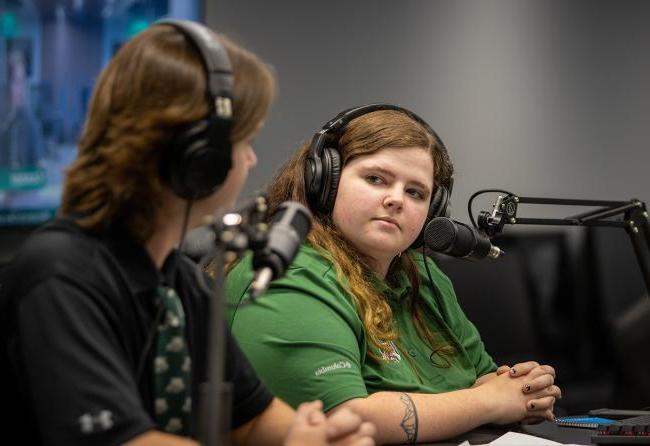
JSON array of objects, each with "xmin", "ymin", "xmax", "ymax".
[
  {"xmin": 379, "ymin": 341, "xmax": 402, "ymax": 362},
  {"xmin": 314, "ymin": 360, "xmax": 352, "ymax": 376}
]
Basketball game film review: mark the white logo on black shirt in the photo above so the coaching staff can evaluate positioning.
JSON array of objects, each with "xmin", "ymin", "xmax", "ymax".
[{"xmin": 78, "ymin": 410, "xmax": 114, "ymax": 434}]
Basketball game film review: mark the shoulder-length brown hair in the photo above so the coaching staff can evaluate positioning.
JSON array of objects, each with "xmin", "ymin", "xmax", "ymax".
[
  {"xmin": 61, "ymin": 25, "xmax": 275, "ymax": 242},
  {"xmin": 267, "ymin": 109, "xmax": 455, "ymax": 362}
]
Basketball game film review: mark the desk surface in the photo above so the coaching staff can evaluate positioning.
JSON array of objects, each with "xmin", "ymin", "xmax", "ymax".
[
  {"xmin": 420, "ymin": 421, "xmax": 595, "ymax": 445},
  {"xmin": 521, "ymin": 422, "xmax": 594, "ymax": 445}
]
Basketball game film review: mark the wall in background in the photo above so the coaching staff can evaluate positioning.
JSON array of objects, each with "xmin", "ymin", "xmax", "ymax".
[{"xmin": 206, "ymin": 0, "xmax": 650, "ymax": 223}]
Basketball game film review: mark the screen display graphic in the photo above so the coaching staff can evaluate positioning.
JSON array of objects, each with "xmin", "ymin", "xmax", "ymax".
[{"xmin": 0, "ymin": 0, "xmax": 201, "ymax": 226}]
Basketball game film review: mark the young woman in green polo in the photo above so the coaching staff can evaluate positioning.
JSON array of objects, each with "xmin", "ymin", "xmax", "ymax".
[{"xmin": 226, "ymin": 105, "xmax": 561, "ymax": 444}]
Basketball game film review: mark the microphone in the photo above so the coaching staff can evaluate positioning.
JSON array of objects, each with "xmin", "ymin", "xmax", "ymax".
[
  {"xmin": 424, "ymin": 217, "xmax": 503, "ymax": 261},
  {"xmin": 250, "ymin": 201, "xmax": 313, "ymax": 298}
]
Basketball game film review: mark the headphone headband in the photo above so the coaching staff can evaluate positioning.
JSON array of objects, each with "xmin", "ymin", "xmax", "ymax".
[
  {"xmin": 324, "ymin": 104, "xmax": 426, "ymax": 133},
  {"xmin": 308, "ymin": 103, "xmax": 451, "ymax": 187},
  {"xmin": 156, "ymin": 19, "xmax": 233, "ymax": 117}
]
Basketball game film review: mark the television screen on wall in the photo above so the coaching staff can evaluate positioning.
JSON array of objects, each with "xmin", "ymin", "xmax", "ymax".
[{"xmin": 0, "ymin": 0, "xmax": 202, "ymax": 226}]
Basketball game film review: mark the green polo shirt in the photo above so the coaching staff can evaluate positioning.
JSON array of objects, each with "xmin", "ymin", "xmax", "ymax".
[{"xmin": 226, "ymin": 244, "xmax": 496, "ymax": 411}]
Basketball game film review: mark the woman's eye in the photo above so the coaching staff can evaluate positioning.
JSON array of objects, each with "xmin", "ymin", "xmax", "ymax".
[
  {"xmin": 366, "ymin": 175, "xmax": 383, "ymax": 185},
  {"xmin": 407, "ymin": 189, "xmax": 425, "ymax": 200}
]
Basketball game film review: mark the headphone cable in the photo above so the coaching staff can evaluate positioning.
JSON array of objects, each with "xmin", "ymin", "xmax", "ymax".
[{"xmin": 136, "ymin": 303, "xmax": 166, "ymax": 382}]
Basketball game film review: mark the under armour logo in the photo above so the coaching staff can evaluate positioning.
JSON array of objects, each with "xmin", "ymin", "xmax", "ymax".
[{"xmin": 79, "ymin": 410, "xmax": 114, "ymax": 434}]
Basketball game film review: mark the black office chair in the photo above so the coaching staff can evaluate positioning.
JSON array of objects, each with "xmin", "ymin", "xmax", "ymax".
[
  {"xmin": 587, "ymin": 226, "xmax": 650, "ymax": 410},
  {"xmin": 610, "ymin": 296, "xmax": 650, "ymax": 410},
  {"xmin": 431, "ymin": 230, "xmax": 614, "ymax": 413},
  {"xmin": 430, "ymin": 236, "xmax": 539, "ymax": 367}
]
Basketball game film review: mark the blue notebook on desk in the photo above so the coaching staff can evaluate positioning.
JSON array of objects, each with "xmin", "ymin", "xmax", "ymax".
[{"xmin": 555, "ymin": 416, "xmax": 617, "ymax": 429}]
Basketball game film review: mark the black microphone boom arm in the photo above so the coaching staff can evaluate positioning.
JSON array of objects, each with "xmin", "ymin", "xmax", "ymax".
[{"xmin": 477, "ymin": 194, "xmax": 650, "ymax": 296}]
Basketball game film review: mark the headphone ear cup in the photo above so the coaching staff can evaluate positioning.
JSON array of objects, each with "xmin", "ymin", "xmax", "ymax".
[
  {"xmin": 162, "ymin": 118, "xmax": 231, "ymax": 200},
  {"xmin": 411, "ymin": 185, "xmax": 450, "ymax": 249},
  {"xmin": 429, "ymin": 185, "xmax": 450, "ymax": 219},
  {"xmin": 304, "ymin": 153, "xmax": 322, "ymax": 211},
  {"xmin": 319, "ymin": 147, "xmax": 341, "ymax": 214}
]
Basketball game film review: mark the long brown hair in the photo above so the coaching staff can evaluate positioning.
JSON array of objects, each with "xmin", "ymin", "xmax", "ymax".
[
  {"xmin": 267, "ymin": 110, "xmax": 455, "ymax": 362},
  {"xmin": 61, "ymin": 25, "xmax": 275, "ymax": 242}
]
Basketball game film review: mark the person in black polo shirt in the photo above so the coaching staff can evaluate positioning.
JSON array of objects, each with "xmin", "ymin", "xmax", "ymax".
[{"xmin": 0, "ymin": 20, "xmax": 375, "ymax": 446}]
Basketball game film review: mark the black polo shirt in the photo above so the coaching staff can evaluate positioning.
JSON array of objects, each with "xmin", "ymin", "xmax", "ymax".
[{"xmin": 0, "ymin": 218, "xmax": 273, "ymax": 445}]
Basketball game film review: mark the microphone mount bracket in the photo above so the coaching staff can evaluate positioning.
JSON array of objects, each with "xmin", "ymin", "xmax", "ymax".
[{"xmin": 209, "ymin": 194, "xmax": 269, "ymax": 261}]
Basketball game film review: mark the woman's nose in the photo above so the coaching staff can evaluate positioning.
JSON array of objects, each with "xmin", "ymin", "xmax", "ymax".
[{"xmin": 383, "ymin": 189, "xmax": 403, "ymax": 210}]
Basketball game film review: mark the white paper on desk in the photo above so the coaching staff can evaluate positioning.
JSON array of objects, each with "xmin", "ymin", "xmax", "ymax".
[{"xmin": 457, "ymin": 431, "xmax": 585, "ymax": 446}]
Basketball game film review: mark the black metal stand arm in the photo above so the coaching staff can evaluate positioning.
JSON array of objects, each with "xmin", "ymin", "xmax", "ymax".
[
  {"xmin": 197, "ymin": 241, "xmax": 230, "ymax": 446},
  {"xmin": 477, "ymin": 194, "xmax": 650, "ymax": 296},
  {"xmin": 198, "ymin": 196, "xmax": 268, "ymax": 446}
]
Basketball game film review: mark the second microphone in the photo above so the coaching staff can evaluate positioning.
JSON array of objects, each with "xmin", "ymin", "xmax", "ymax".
[
  {"xmin": 424, "ymin": 217, "xmax": 503, "ymax": 261},
  {"xmin": 250, "ymin": 201, "xmax": 313, "ymax": 299}
]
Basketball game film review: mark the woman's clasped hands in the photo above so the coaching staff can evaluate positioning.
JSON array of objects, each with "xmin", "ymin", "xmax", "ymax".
[{"xmin": 478, "ymin": 361, "xmax": 562, "ymax": 425}]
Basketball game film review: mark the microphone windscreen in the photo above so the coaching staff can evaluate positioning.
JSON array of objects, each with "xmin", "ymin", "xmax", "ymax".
[
  {"xmin": 253, "ymin": 201, "xmax": 313, "ymax": 279},
  {"xmin": 424, "ymin": 217, "xmax": 479, "ymax": 257},
  {"xmin": 272, "ymin": 202, "xmax": 312, "ymax": 240},
  {"xmin": 424, "ymin": 217, "xmax": 456, "ymax": 251}
]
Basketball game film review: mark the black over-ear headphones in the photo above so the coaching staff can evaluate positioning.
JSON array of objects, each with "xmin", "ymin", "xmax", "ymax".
[
  {"xmin": 304, "ymin": 103, "xmax": 453, "ymax": 248},
  {"xmin": 155, "ymin": 19, "xmax": 234, "ymax": 200}
]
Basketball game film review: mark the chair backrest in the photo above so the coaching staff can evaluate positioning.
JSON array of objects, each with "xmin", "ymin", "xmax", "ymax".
[
  {"xmin": 588, "ymin": 226, "xmax": 650, "ymax": 409},
  {"xmin": 430, "ymin": 231, "xmax": 579, "ymax": 368},
  {"xmin": 587, "ymin": 226, "xmax": 647, "ymax": 324}
]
